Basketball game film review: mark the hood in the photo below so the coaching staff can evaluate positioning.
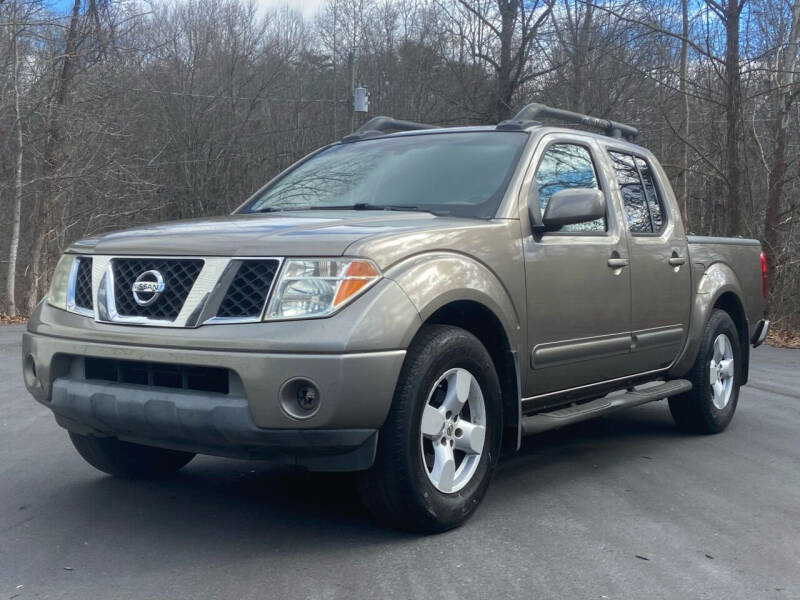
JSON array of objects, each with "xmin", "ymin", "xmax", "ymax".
[{"xmin": 70, "ymin": 211, "xmax": 481, "ymax": 258}]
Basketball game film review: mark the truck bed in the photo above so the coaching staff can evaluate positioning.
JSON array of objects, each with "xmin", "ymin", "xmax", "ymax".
[{"xmin": 687, "ymin": 235, "xmax": 765, "ymax": 336}]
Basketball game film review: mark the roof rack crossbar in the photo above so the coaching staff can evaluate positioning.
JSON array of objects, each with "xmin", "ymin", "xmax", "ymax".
[
  {"xmin": 342, "ymin": 116, "xmax": 437, "ymax": 142},
  {"xmin": 497, "ymin": 103, "xmax": 638, "ymax": 141}
]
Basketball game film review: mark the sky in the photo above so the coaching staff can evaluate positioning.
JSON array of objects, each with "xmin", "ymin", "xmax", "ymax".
[
  {"xmin": 258, "ymin": 0, "xmax": 325, "ymax": 17},
  {"xmin": 46, "ymin": 0, "xmax": 327, "ymax": 18}
]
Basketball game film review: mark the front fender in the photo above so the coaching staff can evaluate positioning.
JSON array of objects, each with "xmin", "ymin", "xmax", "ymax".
[
  {"xmin": 669, "ymin": 261, "xmax": 745, "ymax": 377},
  {"xmin": 384, "ymin": 252, "xmax": 522, "ymax": 352}
]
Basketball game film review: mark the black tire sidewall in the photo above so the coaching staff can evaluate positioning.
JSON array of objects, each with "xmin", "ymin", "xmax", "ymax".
[
  {"xmin": 691, "ymin": 310, "xmax": 742, "ymax": 432},
  {"xmin": 375, "ymin": 325, "xmax": 502, "ymax": 531}
]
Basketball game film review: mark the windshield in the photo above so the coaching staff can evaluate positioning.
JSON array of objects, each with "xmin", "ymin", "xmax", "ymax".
[{"xmin": 242, "ymin": 131, "xmax": 528, "ymax": 218}]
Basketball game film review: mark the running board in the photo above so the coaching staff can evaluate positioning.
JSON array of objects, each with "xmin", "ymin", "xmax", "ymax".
[{"xmin": 520, "ymin": 379, "xmax": 692, "ymax": 436}]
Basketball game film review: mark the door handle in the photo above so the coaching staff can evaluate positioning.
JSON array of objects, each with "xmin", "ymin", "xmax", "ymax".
[
  {"xmin": 607, "ymin": 257, "xmax": 629, "ymax": 268},
  {"xmin": 668, "ymin": 256, "xmax": 686, "ymax": 266}
]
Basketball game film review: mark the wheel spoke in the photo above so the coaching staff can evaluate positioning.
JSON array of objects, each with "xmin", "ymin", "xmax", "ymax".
[
  {"xmin": 712, "ymin": 379, "xmax": 724, "ymax": 401},
  {"xmin": 718, "ymin": 358, "xmax": 734, "ymax": 379},
  {"xmin": 441, "ymin": 369, "xmax": 472, "ymax": 416},
  {"xmin": 714, "ymin": 336, "xmax": 725, "ymax": 361},
  {"xmin": 431, "ymin": 441, "xmax": 456, "ymax": 493},
  {"xmin": 421, "ymin": 404, "xmax": 446, "ymax": 438},
  {"xmin": 454, "ymin": 421, "xmax": 485, "ymax": 454}
]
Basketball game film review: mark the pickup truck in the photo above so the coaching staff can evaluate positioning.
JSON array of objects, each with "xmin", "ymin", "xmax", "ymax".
[{"xmin": 22, "ymin": 103, "xmax": 769, "ymax": 532}]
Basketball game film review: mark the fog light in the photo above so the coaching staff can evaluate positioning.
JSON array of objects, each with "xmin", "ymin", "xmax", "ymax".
[
  {"xmin": 280, "ymin": 378, "xmax": 321, "ymax": 420},
  {"xmin": 296, "ymin": 386, "xmax": 317, "ymax": 410}
]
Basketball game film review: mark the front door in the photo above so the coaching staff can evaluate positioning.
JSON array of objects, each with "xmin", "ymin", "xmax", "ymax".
[{"xmin": 522, "ymin": 136, "xmax": 633, "ymax": 405}]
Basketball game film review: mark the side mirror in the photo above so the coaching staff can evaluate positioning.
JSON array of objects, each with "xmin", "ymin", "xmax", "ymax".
[{"xmin": 541, "ymin": 189, "xmax": 605, "ymax": 230}]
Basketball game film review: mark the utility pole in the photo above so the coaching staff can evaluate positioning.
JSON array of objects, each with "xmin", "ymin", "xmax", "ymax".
[{"xmin": 349, "ymin": 47, "xmax": 356, "ymax": 131}]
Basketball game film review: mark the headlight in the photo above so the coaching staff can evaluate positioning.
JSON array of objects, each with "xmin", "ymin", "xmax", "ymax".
[
  {"xmin": 47, "ymin": 254, "xmax": 75, "ymax": 311},
  {"xmin": 265, "ymin": 258, "xmax": 380, "ymax": 320}
]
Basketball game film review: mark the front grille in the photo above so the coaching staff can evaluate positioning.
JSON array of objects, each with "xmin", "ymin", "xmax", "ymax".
[
  {"xmin": 111, "ymin": 258, "xmax": 203, "ymax": 320},
  {"xmin": 85, "ymin": 357, "xmax": 229, "ymax": 394},
  {"xmin": 73, "ymin": 257, "xmax": 93, "ymax": 310},
  {"xmin": 216, "ymin": 259, "xmax": 279, "ymax": 319}
]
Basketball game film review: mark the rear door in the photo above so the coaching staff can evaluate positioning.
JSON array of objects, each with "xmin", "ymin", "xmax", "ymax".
[
  {"xmin": 602, "ymin": 147, "xmax": 692, "ymax": 372},
  {"xmin": 521, "ymin": 135, "xmax": 634, "ymax": 403}
]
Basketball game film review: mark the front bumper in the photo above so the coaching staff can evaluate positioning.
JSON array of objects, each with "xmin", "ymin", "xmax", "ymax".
[
  {"xmin": 49, "ymin": 377, "xmax": 378, "ymax": 470},
  {"xmin": 23, "ymin": 329, "xmax": 406, "ymax": 470}
]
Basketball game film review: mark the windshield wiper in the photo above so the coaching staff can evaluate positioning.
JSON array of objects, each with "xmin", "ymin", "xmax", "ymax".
[
  {"xmin": 252, "ymin": 203, "xmax": 450, "ymax": 216},
  {"xmin": 252, "ymin": 206, "xmax": 285, "ymax": 213},
  {"xmin": 324, "ymin": 203, "xmax": 450, "ymax": 216}
]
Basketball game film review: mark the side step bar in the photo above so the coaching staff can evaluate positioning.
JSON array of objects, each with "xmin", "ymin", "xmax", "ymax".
[{"xmin": 520, "ymin": 379, "xmax": 692, "ymax": 436}]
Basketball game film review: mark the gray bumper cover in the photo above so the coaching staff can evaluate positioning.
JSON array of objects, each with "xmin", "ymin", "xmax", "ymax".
[{"xmin": 51, "ymin": 378, "xmax": 378, "ymax": 471}]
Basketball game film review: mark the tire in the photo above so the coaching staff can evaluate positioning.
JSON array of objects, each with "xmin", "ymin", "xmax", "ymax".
[
  {"xmin": 356, "ymin": 325, "xmax": 502, "ymax": 533},
  {"xmin": 69, "ymin": 432, "xmax": 195, "ymax": 479},
  {"xmin": 669, "ymin": 309, "xmax": 742, "ymax": 434}
]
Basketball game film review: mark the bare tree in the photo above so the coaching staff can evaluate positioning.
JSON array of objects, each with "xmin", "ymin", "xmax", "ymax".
[
  {"xmin": 0, "ymin": 0, "xmax": 798, "ymax": 329},
  {"xmin": 452, "ymin": 0, "xmax": 555, "ymax": 121},
  {"xmin": 762, "ymin": 0, "xmax": 800, "ymax": 302},
  {"xmin": 3, "ymin": 0, "xmax": 30, "ymax": 316}
]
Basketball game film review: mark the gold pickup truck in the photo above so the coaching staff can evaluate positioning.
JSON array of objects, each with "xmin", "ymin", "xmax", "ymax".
[{"xmin": 23, "ymin": 104, "xmax": 768, "ymax": 532}]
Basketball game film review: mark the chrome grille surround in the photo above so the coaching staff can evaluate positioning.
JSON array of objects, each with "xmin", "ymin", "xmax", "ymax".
[{"xmin": 64, "ymin": 255, "xmax": 287, "ymax": 327}]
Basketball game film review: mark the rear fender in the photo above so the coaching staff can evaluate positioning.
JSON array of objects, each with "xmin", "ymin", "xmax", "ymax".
[{"xmin": 669, "ymin": 262, "xmax": 747, "ymax": 378}]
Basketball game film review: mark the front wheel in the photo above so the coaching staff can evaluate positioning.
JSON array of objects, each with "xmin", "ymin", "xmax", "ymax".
[
  {"xmin": 357, "ymin": 325, "xmax": 502, "ymax": 533},
  {"xmin": 669, "ymin": 309, "xmax": 742, "ymax": 434}
]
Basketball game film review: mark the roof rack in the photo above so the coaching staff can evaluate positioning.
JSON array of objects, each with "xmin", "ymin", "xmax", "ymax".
[
  {"xmin": 497, "ymin": 103, "xmax": 638, "ymax": 141},
  {"xmin": 342, "ymin": 116, "xmax": 437, "ymax": 142}
]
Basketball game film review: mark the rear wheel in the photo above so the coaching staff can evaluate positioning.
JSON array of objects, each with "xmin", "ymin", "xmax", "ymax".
[
  {"xmin": 357, "ymin": 325, "xmax": 502, "ymax": 533},
  {"xmin": 669, "ymin": 309, "xmax": 741, "ymax": 434},
  {"xmin": 69, "ymin": 432, "xmax": 195, "ymax": 479}
]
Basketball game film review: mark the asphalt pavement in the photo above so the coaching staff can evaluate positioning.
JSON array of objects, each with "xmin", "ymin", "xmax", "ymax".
[{"xmin": 1, "ymin": 323, "xmax": 799, "ymax": 599}]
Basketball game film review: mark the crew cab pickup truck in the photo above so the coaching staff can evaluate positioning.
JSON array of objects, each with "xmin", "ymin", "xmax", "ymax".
[{"xmin": 23, "ymin": 103, "xmax": 769, "ymax": 532}]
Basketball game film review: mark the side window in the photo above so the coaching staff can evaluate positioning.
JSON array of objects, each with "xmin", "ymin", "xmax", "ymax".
[
  {"xmin": 534, "ymin": 143, "xmax": 605, "ymax": 232},
  {"xmin": 608, "ymin": 151, "xmax": 666, "ymax": 234}
]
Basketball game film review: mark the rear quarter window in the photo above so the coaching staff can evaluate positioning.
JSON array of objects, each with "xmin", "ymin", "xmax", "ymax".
[{"xmin": 608, "ymin": 151, "xmax": 666, "ymax": 234}]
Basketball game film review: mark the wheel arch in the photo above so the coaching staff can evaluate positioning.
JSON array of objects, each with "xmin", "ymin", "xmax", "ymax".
[
  {"xmin": 712, "ymin": 291, "xmax": 750, "ymax": 384},
  {"xmin": 386, "ymin": 253, "xmax": 524, "ymax": 453},
  {"xmin": 669, "ymin": 261, "xmax": 751, "ymax": 383},
  {"xmin": 415, "ymin": 300, "xmax": 521, "ymax": 454}
]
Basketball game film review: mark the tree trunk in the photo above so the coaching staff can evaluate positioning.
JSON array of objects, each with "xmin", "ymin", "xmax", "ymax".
[
  {"xmin": 573, "ymin": 0, "xmax": 593, "ymax": 114},
  {"xmin": 5, "ymin": 25, "xmax": 24, "ymax": 317},
  {"xmin": 495, "ymin": 0, "xmax": 519, "ymax": 122},
  {"xmin": 677, "ymin": 0, "xmax": 690, "ymax": 227},
  {"xmin": 723, "ymin": 0, "xmax": 744, "ymax": 236},
  {"xmin": 763, "ymin": 0, "xmax": 800, "ymax": 306}
]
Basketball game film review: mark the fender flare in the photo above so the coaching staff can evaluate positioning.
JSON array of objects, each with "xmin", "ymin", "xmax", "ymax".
[
  {"xmin": 386, "ymin": 253, "xmax": 524, "ymax": 450},
  {"xmin": 669, "ymin": 261, "xmax": 748, "ymax": 378},
  {"xmin": 384, "ymin": 252, "xmax": 522, "ymax": 352}
]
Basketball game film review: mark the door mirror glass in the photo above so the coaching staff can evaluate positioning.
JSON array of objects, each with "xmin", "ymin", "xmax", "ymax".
[{"xmin": 542, "ymin": 189, "xmax": 606, "ymax": 230}]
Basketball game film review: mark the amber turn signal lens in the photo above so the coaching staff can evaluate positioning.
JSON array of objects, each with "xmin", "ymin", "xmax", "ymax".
[{"xmin": 333, "ymin": 261, "xmax": 380, "ymax": 307}]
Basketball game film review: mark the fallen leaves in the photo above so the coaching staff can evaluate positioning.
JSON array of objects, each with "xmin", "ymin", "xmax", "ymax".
[
  {"xmin": 767, "ymin": 327, "xmax": 800, "ymax": 349},
  {"xmin": 0, "ymin": 313, "xmax": 27, "ymax": 325}
]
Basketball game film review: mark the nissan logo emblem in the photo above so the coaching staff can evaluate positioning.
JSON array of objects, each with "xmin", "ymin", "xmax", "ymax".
[{"xmin": 131, "ymin": 270, "xmax": 165, "ymax": 306}]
